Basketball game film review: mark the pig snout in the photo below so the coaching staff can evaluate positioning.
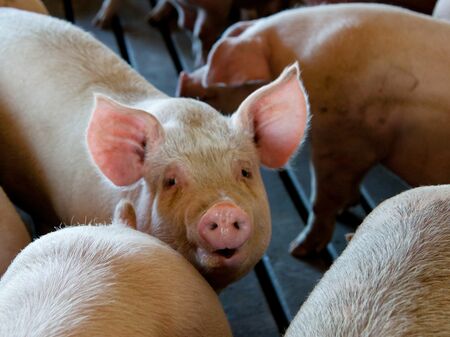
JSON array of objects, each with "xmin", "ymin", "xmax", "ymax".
[{"xmin": 198, "ymin": 202, "xmax": 251, "ymax": 258}]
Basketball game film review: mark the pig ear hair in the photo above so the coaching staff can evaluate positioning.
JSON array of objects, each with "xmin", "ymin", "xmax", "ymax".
[
  {"xmin": 232, "ymin": 63, "xmax": 310, "ymax": 168},
  {"xmin": 113, "ymin": 199, "xmax": 137, "ymax": 229},
  {"xmin": 204, "ymin": 36, "xmax": 271, "ymax": 86},
  {"xmin": 87, "ymin": 94, "xmax": 164, "ymax": 187}
]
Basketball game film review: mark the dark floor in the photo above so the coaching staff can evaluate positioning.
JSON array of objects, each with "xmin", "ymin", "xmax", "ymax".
[{"xmin": 39, "ymin": 1, "xmax": 410, "ymax": 336}]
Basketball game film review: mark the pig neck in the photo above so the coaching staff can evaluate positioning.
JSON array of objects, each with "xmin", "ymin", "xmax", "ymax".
[{"xmin": 121, "ymin": 180, "xmax": 153, "ymax": 234}]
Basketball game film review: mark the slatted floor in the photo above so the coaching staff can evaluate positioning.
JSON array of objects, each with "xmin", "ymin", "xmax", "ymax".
[{"xmin": 39, "ymin": 1, "xmax": 410, "ymax": 336}]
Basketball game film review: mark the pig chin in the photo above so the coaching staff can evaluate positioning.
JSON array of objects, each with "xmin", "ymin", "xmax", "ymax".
[
  {"xmin": 195, "ymin": 246, "xmax": 248, "ymax": 270},
  {"xmin": 195, "ymin": 247, "xmax": 251, "ymax": 290}
]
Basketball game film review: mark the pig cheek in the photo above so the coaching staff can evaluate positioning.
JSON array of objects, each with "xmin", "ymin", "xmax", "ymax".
[
  {"xmin": 151, "ymin": 186, "xmax": 193, "ymax": 255},
  {"xmin": 247, "ymin": 203, "xmax": 272, "ymax": 262},
  {"xmin": 243, "ymin": 177, "xmax": 272, "ymax": 262}
]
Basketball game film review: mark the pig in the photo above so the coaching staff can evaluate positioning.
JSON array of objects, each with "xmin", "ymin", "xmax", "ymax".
[
  {"xmin": 0, "ymin": 187, "xmax": 31, "ymax": 276},
  {"xmin": 0, "ymin": 199, "xmax": 233, "ymax": 337},
  {"xmin": 284, "ymin": 185, "xmax": 450, "ymax": 337},
  {"xmin": 178, "ymin": 3, "xmax": 450, "ymax": 257},
  {"xmin": 0, "ymin": 9, "xmax": 309, "ymax": 290},
  {"xmin": 433, "ymin": 0, "xmax": 450, "ymax": 20},
  {"xmin": 0, "ymin": 0, "xmax": 48, "ymax": 14},
  {"xmin": 93, "ymin": 0, "xmax": 288, "ymax": 65}
]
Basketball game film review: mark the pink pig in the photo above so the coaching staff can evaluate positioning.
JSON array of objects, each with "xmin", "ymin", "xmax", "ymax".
[
  {"xmin": 178, "ymin": 4, "xmax": 450, "ymax": 257},
  {"xmin": 284, "ymin": 185, "xmax": 450, "ymax": 336},
  {"xmin": 0, "ymin": 9, "xmax": 308, "ymax": 290},
  {"xmin": 0, "ymin": 200, "xmax": 233, "ymax": 337}
]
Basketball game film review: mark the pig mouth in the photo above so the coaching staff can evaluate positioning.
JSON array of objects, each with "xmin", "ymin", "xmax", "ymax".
[
  {"xmin": 214, "ymin": 248, "xmax": 237, "ymax": 259},
  {"xmin": 196, "ymin": 247, "xmax": 244, "ymax": 269}
]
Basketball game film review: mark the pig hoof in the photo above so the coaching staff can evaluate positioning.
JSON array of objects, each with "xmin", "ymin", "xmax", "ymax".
[{"xmin": 289, "ymin": 231, "xmax": 329, "ymax": 258}]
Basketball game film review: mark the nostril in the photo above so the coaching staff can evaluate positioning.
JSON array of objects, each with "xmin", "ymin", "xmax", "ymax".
[
  {"xmin": 210, "ymin": 223, "xmax": 218, "ymax": 230},
  {"xmin": 233, "ymin": 222, "xmax": 240, "ymax": 230}
]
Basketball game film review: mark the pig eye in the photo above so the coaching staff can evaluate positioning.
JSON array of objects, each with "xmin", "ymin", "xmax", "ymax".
[
  {"xmin": 164, "ymin": 177, "xmax": 177, "ymax": 188},
  {"xmin": 241, "ymin": 169, "xmax": 252, "ymax": 179}
]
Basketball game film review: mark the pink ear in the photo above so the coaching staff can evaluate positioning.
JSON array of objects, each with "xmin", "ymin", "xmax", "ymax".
[
  {"xmin": 232, "ymin": 63, "xmax": 309, "ymax": 168},
  {"xmin": 203, "ymin": 36, "xmax": 271, "ymax": 86},
  {"xmin": 87, "ymin": 94, "xmax": 164, "ymax": 186}
]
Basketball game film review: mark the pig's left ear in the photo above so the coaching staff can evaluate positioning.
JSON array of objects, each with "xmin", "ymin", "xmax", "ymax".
[
  {"xmin": 87, "ymin": 94, "xmax": 164, "ymax": 186},
  {"xmin": 231, "ymin": 63, "xmax": 309, "ymax": 168}
]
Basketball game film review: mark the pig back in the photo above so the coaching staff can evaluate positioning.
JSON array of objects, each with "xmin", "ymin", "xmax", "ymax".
[
  {"xmin": 0, "ymin": 225, "xmax": 233, "ymax": 337},
  {"xmin": 285, "ymin": 185, "xmax": 450, "ymax": 337}
]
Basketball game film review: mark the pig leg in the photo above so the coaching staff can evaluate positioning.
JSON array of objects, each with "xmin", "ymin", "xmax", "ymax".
[
  {"xmin": 147, "ymin": 0, "xmax": 177, "ymax": 26},
  {"xmin": 174, "ymin": 2, "xmax": 198, "ymax": 31},
  {"xmin": 290, "ymin": 137, "xmax": 378, "ymax": 257},
  {"xmin": 92, "ymin": 0, "xmax": 120, "ymax": 28},
  {"xmin": 0, "ymin": 187, "xmax": 31, "ymax": 276}
]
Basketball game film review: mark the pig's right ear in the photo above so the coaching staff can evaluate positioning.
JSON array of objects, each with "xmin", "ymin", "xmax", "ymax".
[
  {"xmin": 204, "ymin": 36, "xmax": 271, "ymax": 86},
  {"xmin": 232, "ymin": 63, "xmax": 309, "ymax": 168},
  {"xmin": 87, "ymin": 94, "xmax": 164, "ymax": 186}
]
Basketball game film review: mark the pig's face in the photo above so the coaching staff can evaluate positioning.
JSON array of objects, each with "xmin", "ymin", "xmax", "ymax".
[
  {"xmin": 87, "ymin": 64, "xmax": 309, "ymax": 289},
  {"xmin": 142, "ymin": 99, "xmax": 271, "ymax": 289}
]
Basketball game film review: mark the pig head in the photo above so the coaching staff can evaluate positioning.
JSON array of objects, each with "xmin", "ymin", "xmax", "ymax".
[{"xmin": 86, "ymin": 64, "xmax": 309, "ymax": 290}]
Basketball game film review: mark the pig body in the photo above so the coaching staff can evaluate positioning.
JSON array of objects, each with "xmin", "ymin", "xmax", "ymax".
[
  {"xmin": 0, "ymin": 187, "xmax": 31, "ymax": 276},
  {"xmin": 284, "ymin": 185, "xmax": 450, "ymax": 337},
  {"xmin": 179, "ymin": 4, "xmax": 450, "ymax": 256},
  {"xmin": 0, "ymin": 9, "xmax": 308, "ymax": 289},
  {"xmin": 0, "ymin": 201, "xmax": 233, "ymax": 337},
  {"xmin": 433, "ymin": 0, "xmax": 450, "ymax": 20}
]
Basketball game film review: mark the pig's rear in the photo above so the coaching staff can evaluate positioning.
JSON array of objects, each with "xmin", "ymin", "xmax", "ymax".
[
  {"xmin": 0, "ymin": 225, "xmax": 232, "ymax": 337},
  {"xmin": 285, "ymin": 185, "xmax": 450, "ymax": 337}
]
